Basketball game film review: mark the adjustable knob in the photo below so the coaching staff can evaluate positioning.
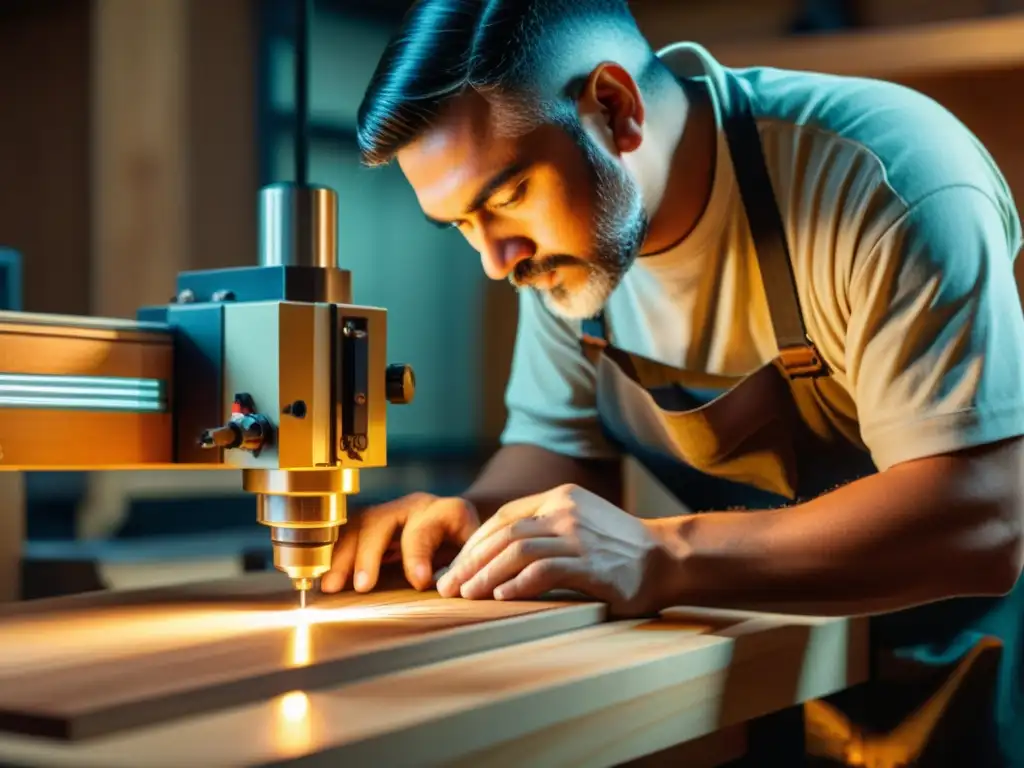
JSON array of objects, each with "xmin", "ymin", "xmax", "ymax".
[
  {"xmin": 198, "ymin": 393, "xmax": 273, "ymax": 457},
  {"xmin": 385, "ymin": 363, "xmax": 415, "ymax": 405}
]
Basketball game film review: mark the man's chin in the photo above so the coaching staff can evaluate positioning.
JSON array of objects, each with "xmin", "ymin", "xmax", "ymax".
[{"xmin": 537, "ymin": 278, "xmax": 614, "ymax": 321}]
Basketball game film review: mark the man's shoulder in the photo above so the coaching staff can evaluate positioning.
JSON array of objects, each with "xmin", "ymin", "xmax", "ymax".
[{"xmin": 732, "ymin": 65, "xmax": 1015, "ymax": 214}]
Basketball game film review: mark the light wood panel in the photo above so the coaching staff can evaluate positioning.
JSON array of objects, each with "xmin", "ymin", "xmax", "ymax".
[
  {"xmin": 0, "ymin": 605, "xmax": 867, "ymax": 767},
  {"xmin": 0, "ymin": 573, "xmax": 605, "ymax": 740}
]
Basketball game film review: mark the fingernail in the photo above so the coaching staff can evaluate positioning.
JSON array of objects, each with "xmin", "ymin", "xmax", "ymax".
[
  {"xmin": 353, "ymin": 571, "xmax": 370, "ymax": 592},
  {"xmin": 321, "ymin": 573, "xmax": 338, "ymax": 593},
  {"xmin": 494, "ymin": 587, "xmax": 506, "ymax": 600},
  {"xmin": 438, "ymin": 574, "xmax": 458, "ymax": 597},
  {"xmin": 415, "ymin": 563, "xmax": 432, "ymax": 585}
]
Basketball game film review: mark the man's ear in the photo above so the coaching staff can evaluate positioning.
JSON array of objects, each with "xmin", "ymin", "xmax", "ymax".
[{"xmin": 577, "ymin": 62, "xmax": 645, "ymax": 154}]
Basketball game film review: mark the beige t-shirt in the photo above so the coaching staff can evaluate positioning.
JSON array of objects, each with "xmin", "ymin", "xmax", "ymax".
[{"xmin": 500, "ymin": 43, "xmax": 1024, "ymax": 472}]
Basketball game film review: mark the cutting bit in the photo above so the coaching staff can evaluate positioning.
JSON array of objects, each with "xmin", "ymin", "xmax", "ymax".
[{"xmin": 292, "ymin": 577, "xmax": 313, "ymax": 609}]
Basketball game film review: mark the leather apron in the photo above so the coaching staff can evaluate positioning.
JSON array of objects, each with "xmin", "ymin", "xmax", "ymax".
[{"xmin": 579, "ymin": 83, "xmax": 1022, "ymax": 767}]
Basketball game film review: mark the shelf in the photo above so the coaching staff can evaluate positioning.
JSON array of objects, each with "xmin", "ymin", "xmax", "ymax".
[{"xmin": 708, "ymin": 13, "xmax": 1024, "ymax": 78}]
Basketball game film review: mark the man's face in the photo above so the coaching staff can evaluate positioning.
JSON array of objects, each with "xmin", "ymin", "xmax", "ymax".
[{"xmin": 397, "ymin": 90, "xmax": 647, "ymax": 320}]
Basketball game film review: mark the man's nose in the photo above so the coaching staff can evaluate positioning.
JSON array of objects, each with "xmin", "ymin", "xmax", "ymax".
[{"xmin": 480, "ymin": 236, "xmax": 535, "ymax": 280}]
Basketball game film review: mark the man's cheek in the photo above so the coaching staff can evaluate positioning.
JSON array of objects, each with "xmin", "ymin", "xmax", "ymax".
[{"xmin": 534, "ymin": 204, "xmax": 593, "ymax": 254}]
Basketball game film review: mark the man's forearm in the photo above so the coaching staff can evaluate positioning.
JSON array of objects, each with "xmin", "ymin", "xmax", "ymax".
[
  {"xmin": 655, "ymin": 439, "xmax": 1024, "ymax": 617},
  {"xmin": 463, "ymin": 444, "xmax": 622, "ymax": 521}
]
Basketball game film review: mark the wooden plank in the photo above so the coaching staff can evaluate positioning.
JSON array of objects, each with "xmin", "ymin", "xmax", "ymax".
[
  {"xmin": 0, "ymin": 609, "xmax": 867, "ymax": 767},
  {"xmin": 0, "ymin": 572, "xmax": 605, "ymax": 740}
]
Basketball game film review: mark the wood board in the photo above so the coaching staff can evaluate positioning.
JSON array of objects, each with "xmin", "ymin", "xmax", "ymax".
[
  {"xmin": 0, "ymin": 607, "xmax": 868, "ymax": 767},
  {"xmin": 0, "ymin": 572, "xmax": 605, "ymax": 741}
]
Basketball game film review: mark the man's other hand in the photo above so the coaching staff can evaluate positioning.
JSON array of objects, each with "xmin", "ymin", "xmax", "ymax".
[
  {"xmin": 436, "ymin": 484, "xmax": 675, "ymax": 617},
  {"xmin": 320, "ymin": 494, "xmax": 480, "ymax": 594}
]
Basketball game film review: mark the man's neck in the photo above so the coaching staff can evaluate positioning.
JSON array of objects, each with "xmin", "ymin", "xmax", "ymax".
[{"xmin": 639, "ymin": 78, "xmax": 717, "ymax": 257}]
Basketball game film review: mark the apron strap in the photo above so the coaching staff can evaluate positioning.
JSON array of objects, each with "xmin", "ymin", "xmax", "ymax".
[
  {"xmin": 724, "ymin": 91, "xmax": 827, "ymax": 379},
  {"xmin": 581, "ymin": 314, "xmax": 608, "ymax": 347},
  {"xmin": 582, "ymin": 79, "xmax": 827, "ymax": 379}
]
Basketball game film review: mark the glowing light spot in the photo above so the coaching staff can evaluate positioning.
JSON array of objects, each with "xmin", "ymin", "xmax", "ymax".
[
  {"xmin": 289, "ymin": 620, "xmax": 310, "ymax": 667},
  {"xmin": 279, "ymin": 691, "xmax": 309, "ymax": 722}
]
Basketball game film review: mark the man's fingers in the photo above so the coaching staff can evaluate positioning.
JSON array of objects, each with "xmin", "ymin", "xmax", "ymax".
[
  {"xmin": 400, "ymin": 514, "xmax": 445, "ymax": 591},
  {"xmin": 321, "ymin": 527, "xmax": 358, "ymax": 593},
  {"xmin": 352, "ymin": 513, "xmax": 400, "ymax": 592},
  {"xmin": 454, "ymin": 492, "xmax": 546, "ymax": 565},
  {"xmin": 460, "ymin": 537, "xmax": 577, "ymax": 600},
  {"xmin": 493, "ymin": 557, "xmax": 583, "ymax": 601},
  {"xmin": 401, "ymin": 497, "xmax": 479, "ymax": 591},
  {"xmin": 438, "ymin": 515, "xmax": 554, "ymax": 597}
]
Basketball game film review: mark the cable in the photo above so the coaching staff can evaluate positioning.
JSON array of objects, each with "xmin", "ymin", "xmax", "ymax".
[{"xmin": 295, "ymin": 0, "xmax": 312, "ymax": 185}]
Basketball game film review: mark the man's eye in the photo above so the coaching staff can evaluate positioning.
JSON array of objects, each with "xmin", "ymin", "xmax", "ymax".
[{"xmin": 494, "ymin": 180, "xmax": 528, "ymax": 209}]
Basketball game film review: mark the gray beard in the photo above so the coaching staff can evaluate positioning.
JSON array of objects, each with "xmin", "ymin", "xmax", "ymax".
[{"xmin": 511, "ymin": 121, "xmax": 648, "ymax": 321}]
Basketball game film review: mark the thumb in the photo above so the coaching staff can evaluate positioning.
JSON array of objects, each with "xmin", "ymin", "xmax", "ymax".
[{"xmin": 401, "ymin": 497, "xmax": 479, "ymax": 590}]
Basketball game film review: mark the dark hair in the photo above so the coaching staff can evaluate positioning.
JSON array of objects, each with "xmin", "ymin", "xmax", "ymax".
[{"xmin": 357, "ymin": 0, "xmax": 669, "ymax": 166}]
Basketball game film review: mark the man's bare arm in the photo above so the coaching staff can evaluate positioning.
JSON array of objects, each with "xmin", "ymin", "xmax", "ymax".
[
  {"xmin": 654, "ymin": 437, "xmax": 1024, "ymax": 616},
  {"xmin": 463, "ymin": 444, "xmax": 622, "ymax": 520}
]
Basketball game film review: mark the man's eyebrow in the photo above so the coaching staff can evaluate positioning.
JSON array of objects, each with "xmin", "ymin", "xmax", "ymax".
[{"xmin": 423, "ymin": 161, "xmax": 529, "ymax": 228}]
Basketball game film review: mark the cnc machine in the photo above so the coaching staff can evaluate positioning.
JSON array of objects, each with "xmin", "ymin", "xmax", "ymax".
[{"xmin": 0, "ymin": 181, "xmax": 415, "ymax": 599}]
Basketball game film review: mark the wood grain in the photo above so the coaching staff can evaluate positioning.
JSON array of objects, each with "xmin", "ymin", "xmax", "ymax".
[
  {"xmin": 0, "ymin": 608, "xmax": 867, "ymax": 767},
  {"xmin": 0, "ymin": 572, "xmax": 605, "ymax": 740}
]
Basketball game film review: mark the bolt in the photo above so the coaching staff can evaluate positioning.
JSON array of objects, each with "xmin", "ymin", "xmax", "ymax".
[
  {"xmin": 175, "ymin": 289, "xmax": 196, "ymax": 304},
  {"xmin": 211, "ymin": 289, "xmax": 236, "ymax": 302},
  {"xmin": 282, "ymin": 400, "xmax": 307, "ymax": 419},
  {"xmin": 354, "ymin": 393, "xmax": 366, "ymax": 406}
]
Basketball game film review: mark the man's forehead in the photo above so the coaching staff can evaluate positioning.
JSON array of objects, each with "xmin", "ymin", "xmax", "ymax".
[{"xmin": 398, "ymin": 92, "xmax": 522, "ymax": 212}]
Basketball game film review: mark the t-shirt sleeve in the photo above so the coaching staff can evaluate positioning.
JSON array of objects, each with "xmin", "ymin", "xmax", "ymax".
[
  {"xmin": 846, "ymin": 184, "xmax": 1024, "ymax": 471},
  {"xmin": 499, "ymin": 288, "xmax": 620, "ymax": 459}
]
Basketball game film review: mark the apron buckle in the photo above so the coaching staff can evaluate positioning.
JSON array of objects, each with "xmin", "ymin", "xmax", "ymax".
[{"xmin": 779, "ymin": 342, "xmax": 828, "ymax": 379}]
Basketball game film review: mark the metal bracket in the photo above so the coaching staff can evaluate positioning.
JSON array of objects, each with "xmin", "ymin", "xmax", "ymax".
[{"xmin": 778, "ymin": 341, "xmax": 829, "ymax": 379}]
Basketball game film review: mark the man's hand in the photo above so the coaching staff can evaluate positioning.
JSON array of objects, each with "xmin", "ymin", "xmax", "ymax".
[
  {"xmin": 436, "ymin": 484, "xmax": 676, "ymax": 616},
  {"xmin": 321, "ymin": 493, "xmax": 479, "ymax": 594}
]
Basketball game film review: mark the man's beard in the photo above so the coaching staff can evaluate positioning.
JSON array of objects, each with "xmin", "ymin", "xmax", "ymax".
[{"xmin": 510, "ymin": 123, "xmax": 648, "ymax": 320}]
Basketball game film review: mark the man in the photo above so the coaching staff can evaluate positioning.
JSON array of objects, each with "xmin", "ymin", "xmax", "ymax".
[{"xmin": 322, "ymin": 0, "xmax": 1024, "ymax": 763}]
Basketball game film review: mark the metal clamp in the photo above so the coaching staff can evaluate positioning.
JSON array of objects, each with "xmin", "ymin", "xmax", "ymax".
[{"xmin": 778, "ymin": 341, "xmax": 828, "ymax": 379}]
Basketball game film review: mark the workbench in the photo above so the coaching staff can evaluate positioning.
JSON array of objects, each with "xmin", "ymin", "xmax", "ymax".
[{"xmin": 0, "ymin": 573, "xmax": 866, "ymax": 767}]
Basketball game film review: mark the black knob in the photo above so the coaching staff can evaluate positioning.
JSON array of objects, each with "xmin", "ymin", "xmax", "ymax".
[{"xmin": 386, "ymin": 363, "xmax": 415, "ymax": 405}]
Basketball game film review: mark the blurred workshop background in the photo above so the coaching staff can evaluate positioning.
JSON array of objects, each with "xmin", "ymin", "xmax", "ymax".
[{"xmin": 1, "ymin": 0, "xmax": 1022, "ymax": 598}]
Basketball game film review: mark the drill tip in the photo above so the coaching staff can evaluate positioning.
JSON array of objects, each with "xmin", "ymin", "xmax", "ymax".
[{"xmin": 300, "ymin": 589, "xmax": 306, "ymax": 610}]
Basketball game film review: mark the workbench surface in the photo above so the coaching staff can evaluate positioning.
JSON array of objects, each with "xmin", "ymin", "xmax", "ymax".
[{"xmin": 0, "ymin": 574, "xmax": 867, "ymax": 767}]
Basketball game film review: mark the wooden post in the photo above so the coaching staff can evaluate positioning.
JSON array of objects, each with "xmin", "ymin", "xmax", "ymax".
[
  {"xmin": 91, "ymin": 0, "xmax": 189, "ymax": 320},
  {"xmin": 91, "ymin": 0, "xmax": 257, "ymax": 318},
  {"xmin": 0, "ymin": 474, "xmax": 25, "ymax": 602},
  {"xmin": 84, "ymin": 0, "xmax": 257, "ymax": 540}
]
